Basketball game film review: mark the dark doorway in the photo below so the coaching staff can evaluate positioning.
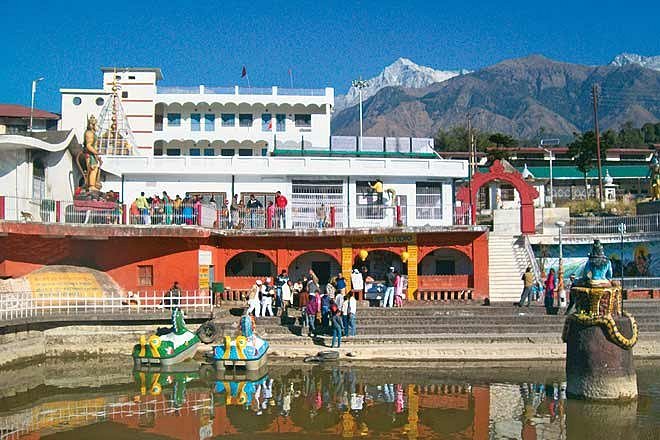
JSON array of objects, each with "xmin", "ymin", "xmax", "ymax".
[{"xmin": 312, "ymin": 261, "xmax": 331, "ymax": 285}]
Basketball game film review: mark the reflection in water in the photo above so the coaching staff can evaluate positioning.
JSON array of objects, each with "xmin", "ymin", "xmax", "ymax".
[{"xmin": 0, "ymin": 362, "xmax": 657, "ymax": 439}]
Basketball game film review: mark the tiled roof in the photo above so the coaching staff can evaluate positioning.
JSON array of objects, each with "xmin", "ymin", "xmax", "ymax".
[{"xmin": 0, "ymin": 104, "xmax": 60, "ymax": 119}]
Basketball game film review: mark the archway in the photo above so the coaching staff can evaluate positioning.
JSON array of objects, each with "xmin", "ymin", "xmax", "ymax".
[
  {"xmin": 225, "ymin": 251, "xmax": 275, "ymax": 277},
  {"xmin": 288, "ymin": 251, "xmax": 341, "ymax": 286},
  {"xmin": 456, "ymin": 160, "xmax": 539, "ymax": 234},
  {"xmin": 418, "ymin": 248, "xmax": 473, "ymax": 276},
  {"xmin": 355, "ymin": 250, "xmax": 404, "ymax": 282}
]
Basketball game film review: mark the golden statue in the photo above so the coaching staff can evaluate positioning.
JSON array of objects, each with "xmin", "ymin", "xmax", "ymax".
[
  {"xmin": 81, "ymin": 115, "xmax": 103, "ymax": 191},
  {"xmin": 649, "ymin": 152, "xmax": 660, "ymax": 201}
]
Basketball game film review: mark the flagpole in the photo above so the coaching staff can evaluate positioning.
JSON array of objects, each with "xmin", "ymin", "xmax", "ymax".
[
  {"xmin": 246, "ymin": 73, "xmax": 251, "ymax": 89},
  {"xmin": 289, "ymin": 69, "xmax": 293, "ymax": 88}
]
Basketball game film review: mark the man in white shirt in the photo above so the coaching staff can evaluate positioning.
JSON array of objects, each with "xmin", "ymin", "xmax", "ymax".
[{"xmin": 346, "ymin": 291, "xmax": 357, "ymax": 337}]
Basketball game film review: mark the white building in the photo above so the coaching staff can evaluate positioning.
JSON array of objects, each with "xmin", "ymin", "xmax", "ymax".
[
  {"xmin": 56, "ymin": 67, "xmax": 469, "ymax": 229},
  {"xmin": 60, "ymin": 67, "xmax": 334, "ymax": 157}
]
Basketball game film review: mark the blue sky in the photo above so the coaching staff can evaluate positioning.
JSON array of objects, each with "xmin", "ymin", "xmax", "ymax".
[{"xmin": 2, "ymin": 0, "xmax": 659, "ymax": 112}]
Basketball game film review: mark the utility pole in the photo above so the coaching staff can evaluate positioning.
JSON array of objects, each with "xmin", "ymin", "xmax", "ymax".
[
  {"xmin": 592, "ymin": 84, "xmax": 605, "ymax": 209},
  {"xmin": 467, "ymin": 112, "xmax": 474, "ymax": 225}
]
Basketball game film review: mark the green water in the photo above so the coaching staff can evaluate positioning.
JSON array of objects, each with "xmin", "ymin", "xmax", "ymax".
[{"xmin": 0, "ymin": 357, "xmax": 658, "ymax": 439}]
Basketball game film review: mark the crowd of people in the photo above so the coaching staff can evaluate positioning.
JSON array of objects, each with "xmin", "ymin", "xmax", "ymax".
[
  {"xmin": 129, "ymin": 191, "xmax": 204, "ymax": 225},
  {"xmin": 242, "ymin": 264, "xmax": 409, "ymax": 347}
]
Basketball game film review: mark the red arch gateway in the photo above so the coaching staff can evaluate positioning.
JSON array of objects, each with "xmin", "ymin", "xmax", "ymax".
[{"xmin": 455, "ymin": 160, "xmax": 539, "ymax": 234}]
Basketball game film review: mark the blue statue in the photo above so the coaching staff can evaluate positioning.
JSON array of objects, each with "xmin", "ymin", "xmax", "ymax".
[{"xmin": 579, "ymin": 239, "xmax": 613, "ymax": 286}]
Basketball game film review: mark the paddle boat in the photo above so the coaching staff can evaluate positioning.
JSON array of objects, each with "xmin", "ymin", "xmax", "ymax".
[
  {"xmin": 211, "ymin": 315, "xmax": 269, "ymax": 370},
  {"xmin": 133, "ymin": 308, "xmax": 201, "ymax": 366}
]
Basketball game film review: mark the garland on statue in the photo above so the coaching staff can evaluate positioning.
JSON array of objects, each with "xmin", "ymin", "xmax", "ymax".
[{"xmin": 562, "ymin": 311, "xmax": 639, "ymax": 349}]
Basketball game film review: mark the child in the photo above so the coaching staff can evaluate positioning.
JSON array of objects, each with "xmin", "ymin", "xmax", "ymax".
[{"xmin": 394, "ymin": 271, "xmax": 404, "ymax": 307}]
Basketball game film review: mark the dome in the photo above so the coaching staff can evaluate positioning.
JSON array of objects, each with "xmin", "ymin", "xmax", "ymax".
[{"xmin": 521, "ymin": 164, "xmax": 535, "ymax": 180}]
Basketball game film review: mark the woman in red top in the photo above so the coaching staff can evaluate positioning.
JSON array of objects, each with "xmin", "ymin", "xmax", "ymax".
[{"xmin": 544, "ymin": 268, "xmax": 556, "ymax": 314}]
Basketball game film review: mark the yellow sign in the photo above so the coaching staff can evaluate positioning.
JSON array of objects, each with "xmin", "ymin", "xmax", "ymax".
[
  {"xmin": 342, "ymin": 234, "xmax": 415, "ymax": 246},
  {"xmin": 199, "ymin": 265, "xmax": 210, "ymax": 290},
  {"xmin": 26, "ymin": 272, "xmax": 103, "ymax": 298}
]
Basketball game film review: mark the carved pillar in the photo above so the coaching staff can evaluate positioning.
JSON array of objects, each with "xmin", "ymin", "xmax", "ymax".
[
  {"xmin": 341, "ymin": 245, "xmax": 353, "ymax": 287},
  {"xmin": 406, "ymin": 244, "xmax": 418, "ymax": 300}
]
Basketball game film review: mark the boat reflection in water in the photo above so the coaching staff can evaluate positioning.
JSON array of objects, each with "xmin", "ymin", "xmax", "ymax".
[{"xmin": 0, "ymin": 362, "xmax": 657, "ymax": 439}]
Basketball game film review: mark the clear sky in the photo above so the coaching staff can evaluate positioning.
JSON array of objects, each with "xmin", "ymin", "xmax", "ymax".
[{"xmin": 2, "ymin": 0, "xmax": 659, "ymax": 112}]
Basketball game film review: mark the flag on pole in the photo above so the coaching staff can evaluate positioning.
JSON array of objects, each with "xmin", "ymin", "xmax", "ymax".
[
  {"xmin": 288, "ymin": 69, "xmax": 293, "ymax": 88},
  {"xmin": 241, "ymin": 66, "xmax": 247, "ymax": 78}
]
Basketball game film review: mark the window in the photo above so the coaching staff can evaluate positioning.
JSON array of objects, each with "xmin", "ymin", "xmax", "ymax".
[
  {"xmin": 261, "ymin": 148, "xmax": 268, "ymax": 156},
  {"xmin": 128, "ymin": 75, "xmax": 136, "ymax": 80},
  {"xmin": 239, "ymin": 114, "xmax": 253, "ymax": 127},
  {"xmin": 7, "ymin": 125, "xmax": 27, "ymax": 134},
  {"xmin": 167, "ymin": 113, "xmax": 181, "ymax": 127},
  {"xmin": 221, "ymin": 148, "xmax": 235, "ymax": 156},
  {"xmin": 72, "ymin": 97, "xmax": 82, "ymax": 105},
  {"xmin": 32, "ymin": 159, "xmax": 45, "ymax": 200},
  {"xmin": 191, "ymin": 113, "xmax": 201, "ymax": 131},
  {"xmin": 166, "ymin": 148, "xmax": 181, "ymax": 156},
  {"xmin": 138, "ymin": 265, "xmax": 153, "ymax": 286},
  {"xmin": 154, "ymin": 113, "xmax": 163, "ymax": 131},
  {"xmin": 115, "ymin": 75, "xmax": 121, "ymax": 80},
  {"xmin": 416, "ymin": 182, "xmax": 443, "ymax": 220},
  {"xmin": 355, "ymin": 180, "xmax": 382, "ymax": 219},
  {"xmin": 204, "ymin": 148, "xmax": 215, "ymax": 156},
  {"xmin": 121, "ymin": 91, "xmax": 128, "ymax": 98},
  {"xmin": 294, "ymin": 114, "xmax": 311, "ymax": 127},
  {"xmin": 221, "ymin": 113, "xmax": 235, "ymax": 127},
  {"xmin": 96, "ymin": 97, "xmax": 105, "ymax": 106},
  {"xmin": 262, "ymin": 113, "xmax": 272, "ymax": 131},
  {"xmin": 253, "ymin": 262, "xmax": 272, "ymax": 277},
  {"xmin": 190, "ymin": 148, "xmax": 201, "ymax": 156},
  {"xmin": 238, "ymin": 148, "xmax": 253, "ymax": 156},
  {"xmin": 154, "ymin": 147, "xmax": 163, "ymax": 156},
  {"xmin": 276, "ymin": 114, "xmax": 286, "ymax": 132},
  {"xmin": 204, "ymin": 114, "xmax": 215, "ymax": 131},
  {"xmin": 500, "ymin": 184, "xmax": 515, "ymax": 201}
]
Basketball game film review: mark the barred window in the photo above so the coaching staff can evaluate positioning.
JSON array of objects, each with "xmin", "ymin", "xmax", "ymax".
[{"xmin": 138, "ymin": 265, "xmax": 153, "ymax": 286}]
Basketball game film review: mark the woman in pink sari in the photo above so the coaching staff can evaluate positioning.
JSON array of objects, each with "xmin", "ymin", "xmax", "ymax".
[{"xmin": 394, "ymin": 271, "xmax": 404, "ymax": 307}]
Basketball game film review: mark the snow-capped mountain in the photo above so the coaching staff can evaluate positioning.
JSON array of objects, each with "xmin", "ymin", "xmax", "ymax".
[
  {"xmin": 334, "ymin": 58, "xmax": 468, "ymax": 112},
  {"xmin": 610, "ymin": 53, "xmax": 660, "ymax": 71}
]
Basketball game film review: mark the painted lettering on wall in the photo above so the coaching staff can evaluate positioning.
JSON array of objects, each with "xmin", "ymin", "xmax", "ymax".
[{"xmin": 26, "ymin": 272, "xmax": 103, "ymax": 298}]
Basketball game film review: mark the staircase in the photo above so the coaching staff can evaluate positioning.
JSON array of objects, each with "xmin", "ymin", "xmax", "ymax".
[
  {"xmin": 212, "ymin": 300, "xmax": 660, "ymax": 345},
  {"xmin": 488, "ymin": 234, "xmax": 536, "ymax": 302}
]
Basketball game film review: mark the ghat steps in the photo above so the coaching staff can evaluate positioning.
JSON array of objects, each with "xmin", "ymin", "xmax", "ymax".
[{"xmin": 488, "ymin": 234, "xmax": 536, "ymax": 302}]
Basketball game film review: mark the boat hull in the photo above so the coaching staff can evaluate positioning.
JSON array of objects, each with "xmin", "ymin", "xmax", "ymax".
[{"xmin": 133, "ymin": 341, "xmax": 200, "ymax": 367}]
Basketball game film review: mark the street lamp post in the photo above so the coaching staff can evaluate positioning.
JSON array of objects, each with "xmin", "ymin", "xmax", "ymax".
[
  {"xmin": 29, "ymin": 77, "xmax": 45, "ymax": 134},
  {"xmin": 539, "ymin": 139, "xmax": 560, "ymax": 208},
  {"xmin": 556, "ymin": 220, "xmax": 566, "ymax": 308},
  {"xmin": 351, "ymin": 78, "xmax": 368, "ymax": 151},
  {"xmin": 618, "ymin": 222, "xmax": 626, "ymax": 312}
]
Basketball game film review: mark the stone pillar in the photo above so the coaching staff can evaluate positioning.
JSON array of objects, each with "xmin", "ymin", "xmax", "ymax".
[{"xmin": 565, "ymin": 315, "xmax": 638, "ymax": 400}]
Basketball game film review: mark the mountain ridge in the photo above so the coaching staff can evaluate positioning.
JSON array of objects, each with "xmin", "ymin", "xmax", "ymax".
[{"xmin": 332, "ymin": 54, "xmax": 660, "ymax": 139}]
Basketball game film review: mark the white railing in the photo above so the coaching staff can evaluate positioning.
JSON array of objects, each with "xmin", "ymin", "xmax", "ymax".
[
  {"xmin": 1, "ymin": 195, "xmax": 477, "ymax": 230},
  {"xmin": 157, "ymin": 85, "xmax": 327, "ymax": 96},
  {"xmin": 522, "ymin": 234, "xmax": 543, "ymax": 285},
  {"xmin": 0, "ymin": 290, "xmax": 212, "ymax": 322},
  {"xmin": 277, "ymin": 88, "xmax": 326, "ymax": 96},
  {"xmin": 564, "ymin": 213, "xmax": 660, "ymax": 235}
]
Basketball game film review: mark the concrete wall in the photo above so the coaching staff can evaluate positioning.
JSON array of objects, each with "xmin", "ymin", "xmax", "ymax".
[{"xmin": 0, "ymin": 148, "xmax": 75, "ymax": 201}]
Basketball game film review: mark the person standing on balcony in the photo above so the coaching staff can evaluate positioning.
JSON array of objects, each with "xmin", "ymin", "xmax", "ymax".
[
  {"xmin": 266, "ymin": 201, "xmax": 275, "ymax": 228},
  {"xmin": 518, "ymin": 267, "xmax": 535, "ymax": 307},
  {"xmin": 247, "ymin": 194, "xmax": 263, "ymax": 228},
  {"xmin": 136, "ymin": 192, "xmax": 150, "ymax": 225},
  {"xmin": 369, "ymin": 179, "xmax": 384, "ymax": 205},
  {"xmin": 173, "ymin": 194, "xmax": 183, "ymax": 224},
  {"xmin": 544, "ymin": 268, "xmax": 556, "ymax": 315},
  {"xmin": 162, "ymin": 191, "xmax": 173, "ymax": 225},
  {"xmin": 275, "ymin": 191, "xmax": 288, "ymax": 228},
  {"xmin": 316, "ymin": 203, "xmax": 327, "ymax": 228},
  {"xmin": 230, "ymin": 194, "xmax": 239, "ymax": 228},
  {"xmin": 383, "ymin": 267, "xmax": 396, "ymax": 308}
]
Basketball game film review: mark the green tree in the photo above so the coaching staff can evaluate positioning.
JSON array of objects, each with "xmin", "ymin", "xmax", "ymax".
[
  {"xmin": 618, "ymin": 121, "xmax": 644, "ymax": 148},
  {"xmin": 568, "ymin": 131, "xmax": 612, "ymax": 198},
  {"xmin": 434, "ymin": 126, "xmax": 490, "ymax": 152},
  {"xmin": 641, "ymin": 122, "xmax": 658, "ymax": 144},
  {"xmin": 488, "ymin": 133, "xmax": 518, "ymax": 148}
]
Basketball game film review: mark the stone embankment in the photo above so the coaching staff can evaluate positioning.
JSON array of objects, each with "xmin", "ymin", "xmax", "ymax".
[{"xmin": 1, "ymin": 301, "xmax": 659, "ymax": 367}]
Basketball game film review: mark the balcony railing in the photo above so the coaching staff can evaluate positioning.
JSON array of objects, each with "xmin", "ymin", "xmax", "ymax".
[
  {"xmin": 157, "ymin": 85, "xmax": 328, "ymax": 97},
  {"xmin": 0, "ymin": 195, "xmax": 467, "ymax": 230}
]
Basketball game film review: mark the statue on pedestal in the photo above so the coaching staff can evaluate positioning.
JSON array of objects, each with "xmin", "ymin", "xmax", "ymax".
[
  {"xmin": 563, "ymin": 239, "xmax": 638, "ymax": 400},
  {"xmin": 75, "ymin": 115, "xmax": 103, "ymax": 191}
]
